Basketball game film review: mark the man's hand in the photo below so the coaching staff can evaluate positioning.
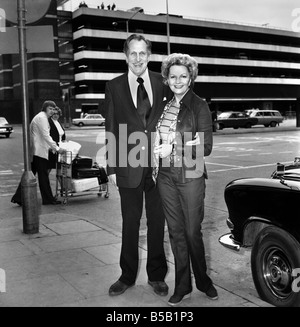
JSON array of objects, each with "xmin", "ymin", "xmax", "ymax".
[
  {"xmin": 109, "ymin": 174, "xmax": 117, "ymax": 187},
  {"xmin": 57, "ymin": 147, "xmax": 66, "ymax": 154}
]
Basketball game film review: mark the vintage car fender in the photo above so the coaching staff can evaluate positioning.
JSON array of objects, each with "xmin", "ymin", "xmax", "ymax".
[
  {"xmin": 219, "ymin": 159, "xmax": 300, "ymax": 307},
  {"xmin": 220, "ymin": 177, "xmax": 300, "ymax": 249}
]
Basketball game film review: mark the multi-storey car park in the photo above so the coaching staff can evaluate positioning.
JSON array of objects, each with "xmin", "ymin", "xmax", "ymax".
[{"xmin": 1, "ymin": 0, "xmax": 299, "ymax": 124}]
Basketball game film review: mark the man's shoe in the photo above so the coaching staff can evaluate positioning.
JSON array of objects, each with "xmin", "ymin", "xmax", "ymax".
[
  {"xmin": 11, "ymin": 198, "xmax": 22, "ymax": 206},
  {"xmin": 148, "ymin": 280, "xmax": 168, "ymax": 296},
  {"xmin": 43, "ymin": 200, "xmax": 62, "ymax": 205},
  {"xmin": 168, "ymin": 293, "xmax": 191, "ymax": 306},
  {"xmin": 109, "ymin": 280, "xmax": 134, "ymax": 296},
  {"xmin": 205, "ymin": 285, "xmax": 218, "ymax": 300}
]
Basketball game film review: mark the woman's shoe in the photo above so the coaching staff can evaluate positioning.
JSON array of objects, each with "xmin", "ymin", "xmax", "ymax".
[
  {"xmin": 205, "ymin": 285, "xmax": 218, "ymax": 300},
  {"xmin": 167, "ymin": 293, "xmax": 191, "ymax": 306}
]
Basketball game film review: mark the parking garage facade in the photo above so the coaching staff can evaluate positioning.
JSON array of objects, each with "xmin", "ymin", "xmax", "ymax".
[{"xmin": 1, "ymin": 2, "xmax": 300, "ymax": 122}]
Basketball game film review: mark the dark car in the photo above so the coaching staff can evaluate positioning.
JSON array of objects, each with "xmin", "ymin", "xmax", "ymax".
[
  {"xmin": 0, "ymin": 117, "xmax": 14, "ymax": 138},
  {"xmin": 219, "ymin": 157, "xmax": 300, "ymax": 307},
  {"xmin": 216, "ymin": 111, "xmax": 258, "ymax": 130}
]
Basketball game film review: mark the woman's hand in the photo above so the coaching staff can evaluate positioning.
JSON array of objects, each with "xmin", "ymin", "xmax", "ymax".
[
  {"xmin": 154, "ymin": 144, "xmax": 173, "ymax": 158},
  {"xmin": 185, "ymin": 132, "xmax": 201, "ymax": 146}
]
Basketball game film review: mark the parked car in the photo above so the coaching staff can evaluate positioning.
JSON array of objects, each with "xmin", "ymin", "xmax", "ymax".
[
  {"xmin": 71, "ymin": 114, "xmax": 105, "ymax": 127},
  {"xmin": 0, "ymin": 117, "xmax": 14, "ymax": 138},
  {"xmin": 244, "ymin": 109, "xmax": 284, "ymax": 127},
  {"xmin": 216, "ymin": 111, "xmax": 258, "ymax": 130},
  {"xmin": 219, "ymin": 157, "xmax": 300, "ymax": 307}
]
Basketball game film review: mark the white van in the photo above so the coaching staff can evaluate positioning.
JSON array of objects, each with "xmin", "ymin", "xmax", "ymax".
[{"xmin": 244, "ymin": 109, "xmax": 284, "ymax": 127}]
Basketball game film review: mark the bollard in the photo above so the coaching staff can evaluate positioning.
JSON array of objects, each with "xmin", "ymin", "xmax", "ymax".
[{"xmin": 21, "ymin": 170, "xmax": 39, "ymax": 234}]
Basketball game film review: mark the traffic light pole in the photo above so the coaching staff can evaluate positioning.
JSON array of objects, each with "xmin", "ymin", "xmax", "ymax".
[{"xmin": 17, "ymin": 0, "xmax": 39, "ymax": 234}]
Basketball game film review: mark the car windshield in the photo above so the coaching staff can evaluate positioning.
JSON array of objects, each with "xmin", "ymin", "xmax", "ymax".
[{"xmin": 0, "ymin": 117, "xmax": 8, "ymax": 125}]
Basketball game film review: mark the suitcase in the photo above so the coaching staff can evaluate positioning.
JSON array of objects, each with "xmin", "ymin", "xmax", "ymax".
[
  {"xmin": 72, "ymin": 155, "xmax": 93, "ymax": 169},
  {"xmin": 92, "ymin": 163, "xmax": 109, "ymax": 184},
  {"xmin": 71, "ymin": 177, "xmax": 99, "ymax": 193},
  {"xmin": 72, "ymin": 167, "xmax": 108, "ymax": 184}
]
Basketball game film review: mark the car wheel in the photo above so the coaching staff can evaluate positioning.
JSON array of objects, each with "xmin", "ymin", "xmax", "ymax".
[
  {"xmin": 218, "ymin": 123, "xmax": 224, "ymax": 130},
  {"xmin": 245, "ymin": 123, "xmax": 252, "ymax": 128},
  {"xmin": 251, "ymin": 226, "xmax": 300, "ymax": 307},
  {"xmin": 78, "ymin": 122, "xmax": 84, "ymax": 127},
  {"xmin": 270, "ymin": 121, "xmax": 277, "ymax": 127},
  {"xmin": 5, "ymin": 134, "xmax": 10, "ymax": 138}
]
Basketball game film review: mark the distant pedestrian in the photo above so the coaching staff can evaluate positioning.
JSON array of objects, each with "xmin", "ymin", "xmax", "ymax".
[
  {"xmin": 79, "ymin": 1, "xmax": 88, "ymax": 8},
  {"xmin": 101, "ymin": 2, "xmax": 104, "ymax": 9},
  {"xmin": 11, "ymin": 101, "xmax": 66, "ymax": 206},
  {"xmin": 211, "ymin": 110, "xmax": 217, "ymax": 132},
  {"xmin": 48, "ymin": 107, "xmax": 66, "ymax": 173},
  {"xmin": 111, "ymin": 3, "xmax": 116, "ymax": 10}
]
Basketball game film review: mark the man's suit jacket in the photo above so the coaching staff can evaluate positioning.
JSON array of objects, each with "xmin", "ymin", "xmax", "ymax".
[
  {"xmin": 104, "ymin": 70, "xmax": 171, "ymax": 188},
  {"xmin": 30, "ymin": 111, "xmax": 58, "ymax": 160}
]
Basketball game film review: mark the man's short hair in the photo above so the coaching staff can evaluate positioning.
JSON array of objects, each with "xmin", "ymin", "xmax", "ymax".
[{"xmin": 123, "ymin": 34, "xmax": 152, "ymax": 55}]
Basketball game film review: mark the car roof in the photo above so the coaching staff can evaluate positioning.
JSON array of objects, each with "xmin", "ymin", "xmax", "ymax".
[
  {"xmin": 219, "ymin": 111, "xmax": 243, "ymax": 114},
  {"xmin": 246, "ymin": 109, "xmax": 280, "ymax": 112}
]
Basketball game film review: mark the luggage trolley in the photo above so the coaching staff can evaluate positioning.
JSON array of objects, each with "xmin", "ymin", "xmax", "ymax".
[{"xmin": 56, "ymin": 151, "xmax": 109, "ymax": 205}]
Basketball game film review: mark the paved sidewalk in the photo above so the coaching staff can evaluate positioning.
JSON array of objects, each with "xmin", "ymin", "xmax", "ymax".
[
  {"xmin": 3, "ymin": 121, "xmax": 297, "ymax": 308},
  {"xmin": 0, "ymin": 181, "xmax": 273, "ymax": 308}
]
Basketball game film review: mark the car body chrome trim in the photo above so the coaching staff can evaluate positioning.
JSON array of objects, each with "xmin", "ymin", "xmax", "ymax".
[{"xmin": 219, "ymin": 233, "xmax": 241, "ymax": 251}]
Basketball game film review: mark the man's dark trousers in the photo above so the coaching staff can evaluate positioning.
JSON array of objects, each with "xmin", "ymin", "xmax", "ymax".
[
  {"xmin": 118, "ymin": 167, "xmax": 168, "ymax": 285},
  {"xmin": 12, "ymin": 155, "xmax": 55, "ymax": 204}
]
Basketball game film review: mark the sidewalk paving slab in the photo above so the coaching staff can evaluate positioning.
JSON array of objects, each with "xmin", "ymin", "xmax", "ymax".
[
  {"xmin": 0, "ymin": 193, "xmax": 273, "ymax": 308},
  {"xmin": 1, "ymin": 124, "xmax": 291, "ymax": 308}
]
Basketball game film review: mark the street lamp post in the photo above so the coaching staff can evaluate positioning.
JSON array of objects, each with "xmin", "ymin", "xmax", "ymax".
[
  {"xmin": 112, "ymin": 8, "xmax": 143, "ymax": 36},
  {"xmin": 17, "ymin": 0, "xmax": 39, "ymax": 234},
  {"xmin": 166, "ymin": 0, "xmax": 170, "ymax": 54}
]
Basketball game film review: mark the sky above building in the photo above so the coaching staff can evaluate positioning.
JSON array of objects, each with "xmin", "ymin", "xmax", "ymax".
[{"xmin": 60, "ymin": 0, "xmax": 300, "ymax": 31}]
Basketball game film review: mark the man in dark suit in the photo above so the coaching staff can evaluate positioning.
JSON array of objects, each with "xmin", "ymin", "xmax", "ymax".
[{"xmin": 103, "ymin": 34, "xmax": 171, "ymax": 297}]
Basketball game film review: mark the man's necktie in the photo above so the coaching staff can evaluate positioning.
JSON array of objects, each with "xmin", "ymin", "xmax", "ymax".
[{"xmin": 137, "ymin": 77, "xmax": 151, "ymax": 127}]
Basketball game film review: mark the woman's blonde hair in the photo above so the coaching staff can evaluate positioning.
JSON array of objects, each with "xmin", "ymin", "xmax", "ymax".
[{"xmin": 161, "ymin": 53, "xmax": 198, "ymax": 86}]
